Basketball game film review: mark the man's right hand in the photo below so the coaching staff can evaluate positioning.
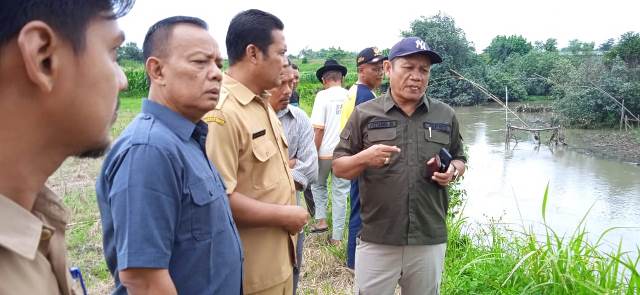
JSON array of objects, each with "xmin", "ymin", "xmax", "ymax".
[
  {"xmin": 282, "ymin": 205, "xmax": 309, "ymax": 235},
  {"xmin": 362, "ymin": 144, "xmax": 401, "ymax": 168}
]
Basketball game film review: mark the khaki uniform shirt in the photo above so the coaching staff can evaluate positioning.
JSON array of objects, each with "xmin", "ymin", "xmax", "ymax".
[
  {"xmin": 0, "ymin": 187, "xmax": 76, "ymax": 295},
  {"xmin": 334, "ymin": 93, "xmax": 466, "ymax": 245},
  {"xmin": 204, "ymin": 74, "xmax": 297, "ymax": 293}
]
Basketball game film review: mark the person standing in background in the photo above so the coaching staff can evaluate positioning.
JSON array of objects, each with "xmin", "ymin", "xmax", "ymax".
[
  {"xmin": 339, "ymin": 47, "xmax": 387, "ymax": 270},
  {"xmin": 309, "ymin": 59, "xmax": 350, "ymax": 247},
  {"xmin": 267, "ymin": 60, "xmax": 318, "ymax": 295}
]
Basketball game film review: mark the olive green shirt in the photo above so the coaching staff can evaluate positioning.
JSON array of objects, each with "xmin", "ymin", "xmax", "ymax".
[{"xmin": 333, "ymin": 92, "xmax": 466, "ymax": 245}]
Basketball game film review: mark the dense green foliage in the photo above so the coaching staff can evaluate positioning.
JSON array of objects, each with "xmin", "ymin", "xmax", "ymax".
[
  {"xmin": 117, "ymin": 42, "xmax": 143, "ymax": 63},
  {"xmin": 484, "ymin": 35, "xmax": 533, "ymax": 64},
  {"xmin": 402, "ymin": 14, "xmax": 639, "ymax": 127}
]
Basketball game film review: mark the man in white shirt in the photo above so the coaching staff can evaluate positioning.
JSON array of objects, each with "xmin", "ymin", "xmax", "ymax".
[{"xmin": 309, "ymin": 59, "xmax": 350, "ymax": 246}]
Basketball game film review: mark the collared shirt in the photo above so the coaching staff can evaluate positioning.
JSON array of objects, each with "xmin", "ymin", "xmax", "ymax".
[
  {"xmin": 334, "ymin": 92, "xmax": 466, "ymax": 246},
  {"xmin": 310, "ymin": 85, "xmax": 349, "ymax": 159},
  {"xmin": 276, "ymin": 105, "xmax": 318, "ymax": 190},
  {"xmin": 204, "ymin": 74, "xmax": 297, "ymax": 293},
  {"xmin": 0, "ymin": 188, "xmax": 76, "ymax": 295},
  {"xmin": 340, "ymin": 83, "xmax": 377, "ymax": 130},
  {"xmin": 96, "ymin": 99, "xmax": 243, "ymax": 295}
]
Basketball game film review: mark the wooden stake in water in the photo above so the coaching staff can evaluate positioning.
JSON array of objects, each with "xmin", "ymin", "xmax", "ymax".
[{"xmin": 505, "ymin": 86, "xmax": 509, "ymax": 127}]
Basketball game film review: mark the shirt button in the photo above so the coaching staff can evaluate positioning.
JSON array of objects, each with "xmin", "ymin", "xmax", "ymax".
[
  {"xmin": 142, "ymin": 115, "xmax": 151, "ymax": 120},
  {"xmin": 209, "ymin": 191, "xmax": 213, "ymax": 196}
]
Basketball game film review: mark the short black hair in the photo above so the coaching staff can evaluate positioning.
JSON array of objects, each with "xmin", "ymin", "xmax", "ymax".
[
  {"xmin": 291, "ymin": 63, "xmax": 299, "ymax": 70},
  {"xmin": 143, "ymin": 16, "xmax": 208, "ymax": 62},
  {"xmin": 226, "ymin": 9, "xmax": 284, "ymax": 66},
  {"xmin": 0, "ymin": 0, "xmax": 134, "ymax": 52},
  {"xmin": 322, "ymin": 71, "xmax": 343, "ymax": 82}
]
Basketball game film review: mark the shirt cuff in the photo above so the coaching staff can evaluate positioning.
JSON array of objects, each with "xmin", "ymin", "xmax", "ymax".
[
  {"xmin": 291, "ymin": 169, "xmax": 308, "ymax": 190},
  {"xmin": 117, "ymin": 250, "xmax": 171, "ymax": 271}
]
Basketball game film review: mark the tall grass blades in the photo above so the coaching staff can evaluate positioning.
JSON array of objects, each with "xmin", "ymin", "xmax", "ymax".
[{"xmin": 443, "ymin": 183, "xmax": 639, "ymax": 294}]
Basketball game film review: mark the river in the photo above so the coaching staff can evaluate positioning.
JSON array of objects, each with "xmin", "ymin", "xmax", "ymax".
[{"xmin": 455, "ymin": 103, "xmax": 640, "ymax": 255}]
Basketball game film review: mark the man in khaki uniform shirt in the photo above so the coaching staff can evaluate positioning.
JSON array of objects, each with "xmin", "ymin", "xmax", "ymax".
[
  {"xmin": 204, "ymin": 9, "xmax": 309, "ymax": 295},
  {"xmin": 0, "ymin": 1, "xmax": 132, "ymax": 294}
]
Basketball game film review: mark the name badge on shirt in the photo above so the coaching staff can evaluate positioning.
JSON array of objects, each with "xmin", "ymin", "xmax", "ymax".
[
  {"xmin": 367, "ymin": 120, "xmax": 398, "ymax": 129},
  {"xmin": 252, "ymin": 129, "xmax": 266, "ymax": 139},
  {"xmin": 423, "ymin": 122, "xmax": 451, "ymax": 133}
]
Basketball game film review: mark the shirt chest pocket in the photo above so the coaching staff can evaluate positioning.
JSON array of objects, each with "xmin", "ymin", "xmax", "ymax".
[
  {"xmin": 421, "ymin": 129, "xmax": 451, "ymax": 160},
  {"xmin": 251, "ymin": 135, "xmax": 282, "ymax": 190},
  {"xmin": 365, "ymin": 127, "xmax": 398, "ymax": 147},
  {"xmin": 189, "ymin": 177, "xmax": 229, "ymax": 241}
]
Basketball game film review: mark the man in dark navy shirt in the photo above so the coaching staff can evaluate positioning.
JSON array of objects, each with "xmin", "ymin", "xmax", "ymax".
[
  {"xmin": 96, "ymin": 16, "xmax": 242, "ymax": 295},
  {"xmin": 338, "ymin": 46, "xmax": 387, "ymax": 270}
]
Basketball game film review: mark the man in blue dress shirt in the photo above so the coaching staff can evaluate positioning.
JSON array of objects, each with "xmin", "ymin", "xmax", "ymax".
[{"xmin": 96, "ymin": 16, "xmax": 242, "ymax": 295}]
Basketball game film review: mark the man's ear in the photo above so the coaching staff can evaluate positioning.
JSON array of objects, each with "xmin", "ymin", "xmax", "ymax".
[
  {"xmin": 246, "ymin": 44, "xmax": 259, "ymax": 64},
  {"xmin": 383, "ymin": 60, "xmax": 392, "ymax": 76},
  {"xmin": 17, "ymin": 21, "xmax": 61, "ymax": 93},
  {"xmin": 146, "ymin": 57, "xmax": 165, "ymax": 86}
]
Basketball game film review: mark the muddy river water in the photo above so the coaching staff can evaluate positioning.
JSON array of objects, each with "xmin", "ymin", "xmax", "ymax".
[{"xmin": 455, "ymin": 104, "xmax": 640, "ymax": 254}]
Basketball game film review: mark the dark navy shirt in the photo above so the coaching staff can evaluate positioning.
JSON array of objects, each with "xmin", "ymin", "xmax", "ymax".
[
  {"xmin": 290, "ymin": 90, "xmax": 300, "ymax": 106},
  {"xmin": 96, "ymin": 99, "xmax": 243, "ymax": 295},
  {"xmin": 355, "ymin": 84, "xmax": 376, "ymax": 106}
]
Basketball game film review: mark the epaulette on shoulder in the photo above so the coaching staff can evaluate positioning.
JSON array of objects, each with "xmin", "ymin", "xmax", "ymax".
[
  {"xmin": 214, "ymin": 87, "xmax": 230, "ymax": 110},
  {"xmin": 131, "ymin": 113, "xmax": 154, "ymax": 145}
]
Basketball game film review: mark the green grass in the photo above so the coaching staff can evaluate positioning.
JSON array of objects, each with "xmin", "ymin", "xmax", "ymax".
[{"xmin": 441, "ymin": 184, "xmax": 640, "ymax": 294}]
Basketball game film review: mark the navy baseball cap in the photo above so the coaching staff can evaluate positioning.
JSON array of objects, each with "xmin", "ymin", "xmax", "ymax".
[
  {"xmin": 357, "ymin": 47, "xmax": 388, "ymax": 66},
  {"xmin": 388, "ymin": 37, "xmax": 442, "ymax": 64}
]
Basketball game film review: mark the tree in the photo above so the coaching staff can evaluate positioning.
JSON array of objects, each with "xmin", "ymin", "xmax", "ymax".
[
  {"xmin": 535, "ymin": 38, "xmax": 558, "ymax": 52},
  {"xmin": 599, "ymin": 38, "xmax": 615, "ymax": 52},
  {"xmin": 117, "ymin": 42, "xmax": 143, "ymax": 62},
  {"xmin": 543, "ymin": 38, "xmax": 558, "ymax": 52},
  {"xmin": 562, "ymin": 39, "xmax": 595, "ymax": 55},
  {"xmin": 403, "ymin": 12, "xmax": 476, "ymax": 70},
  {"xmin": 551, "ymin": 56, "xmax": 640, "ymax": 128},
  {"xmin": 484, "ymin": 35, "xmax": 533, "ymax": 63},
  {"xmin": 605, "ymin": 32, "xmax": 640, "ymax": 67},
  {"xmin": 402, "ymin": 12, "xmax": 481, "ymax": 105}
]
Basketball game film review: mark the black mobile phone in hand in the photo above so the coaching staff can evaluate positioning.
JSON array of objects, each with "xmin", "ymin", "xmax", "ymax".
[{"xmin": 438, "ymin": 148, "xmax": 453, "ymax": 173}]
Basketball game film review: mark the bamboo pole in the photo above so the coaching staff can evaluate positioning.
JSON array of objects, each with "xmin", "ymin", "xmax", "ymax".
[
  {"xmin": 620, "ymin": 99, "xmax": 625, "ymax": 131},
  {"xmin": 508, "ymin": 126, "xmax": 560, "ymax": 132},
  {"xmin": 449, "ymin": 69, "xmax": 530, "ymax": 128}
]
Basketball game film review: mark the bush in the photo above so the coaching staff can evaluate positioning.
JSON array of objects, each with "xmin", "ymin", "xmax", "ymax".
[{"xmin": 552, "ymin": 57, "xmax": 640, "ymax": 128}]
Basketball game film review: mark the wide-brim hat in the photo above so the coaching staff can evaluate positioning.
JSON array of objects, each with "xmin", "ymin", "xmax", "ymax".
[
  {"xmin": 389, "ymin": 36, "xmax": 442, "ymax": 64},
  {"xmin": 316, "ymin": 59, "xmax": 348, "ymax": 82}
]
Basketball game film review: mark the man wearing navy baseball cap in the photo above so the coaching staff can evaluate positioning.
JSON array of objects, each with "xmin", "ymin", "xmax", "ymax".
[{"xmin": 333, "ymin": 37, "xmax": 466, "ymax": 295}]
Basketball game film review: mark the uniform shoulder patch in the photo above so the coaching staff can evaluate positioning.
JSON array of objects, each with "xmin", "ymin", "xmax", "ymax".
[{"xmin": 203, "ymin": 110, "xmax": 226, "ymax": 126}]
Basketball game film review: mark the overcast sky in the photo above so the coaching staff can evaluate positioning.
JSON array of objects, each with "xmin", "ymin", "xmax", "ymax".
[{"xmin": 118, "ymin": 0, "xmax": 639, "ymax": 56}]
